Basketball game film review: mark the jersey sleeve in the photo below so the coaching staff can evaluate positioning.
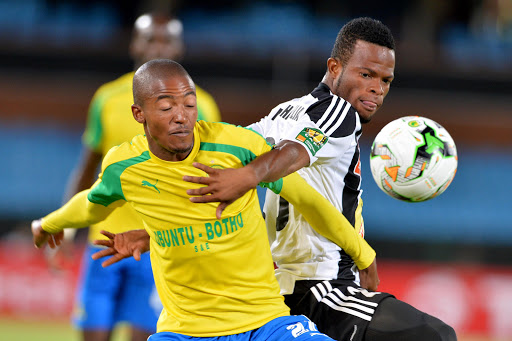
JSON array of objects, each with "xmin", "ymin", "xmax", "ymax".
[
  {"xmin": 247, "ymin": 112, "xmax": 327, "ymax": 166},
  {"xmin": 82, "ymin": 88, "xmax": 106, "ymax": 152},
  {"xmin": 279, "ymin": 122, "xmax": 328, "ymax": 165},
  {"xmin": 276, "ymin": 172, "xmax": 375, "ymax": 269},
  {"xmin": 41, "ymin": 189, "xmax": 122, "ymax": 234}
]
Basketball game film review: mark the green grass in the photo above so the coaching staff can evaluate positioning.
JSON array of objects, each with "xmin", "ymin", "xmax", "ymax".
[
  {"xmin": 0, "ymin": 317, "xmax": 506, "ymax": 341},
  {"xmin": 0, "ymin": 317, "xmax": 129, "ymax": 341}
]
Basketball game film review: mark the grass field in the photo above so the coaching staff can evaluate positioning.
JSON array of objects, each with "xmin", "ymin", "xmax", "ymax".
[
  {"xmin": 1, "ymin": 316, "xmax": 508, "ymax": 341},
  {"xmin": 0, "ymin": 317, "xmax": 129, "ymax": 341}
]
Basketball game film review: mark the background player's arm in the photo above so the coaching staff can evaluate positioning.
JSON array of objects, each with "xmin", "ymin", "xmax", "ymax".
[{"xmin": 185, "ymin": 139, "xmax": 309, "ymax": 218}]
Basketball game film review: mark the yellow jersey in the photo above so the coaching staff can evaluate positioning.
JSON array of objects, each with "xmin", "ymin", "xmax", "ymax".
[{"xmin": 42, "ymin": 121, "xmax": 375, "ymax": 336}]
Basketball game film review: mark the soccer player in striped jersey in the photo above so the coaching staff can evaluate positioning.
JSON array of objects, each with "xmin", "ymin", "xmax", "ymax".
[
  {"xmin": 30, "ymin": 59, "xmax": 377, "ymax": 340},
  {"xmin": 47, "ymin": 13, "xmax": 221, "ymax": 341},
  {"xmin": 185, "ymin": 18, "xmax": 456, "ymax": 341}
]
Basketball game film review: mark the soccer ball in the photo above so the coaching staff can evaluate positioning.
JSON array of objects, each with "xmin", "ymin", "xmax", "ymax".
[{"xmin": 369, "ymin": 116, "xmax": 457, "ymax": 202}]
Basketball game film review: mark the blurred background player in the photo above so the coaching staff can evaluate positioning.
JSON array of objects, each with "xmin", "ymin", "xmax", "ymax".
[{"xmin": 47, "ymin": 11, "xmax": 221, "ymax": 341}]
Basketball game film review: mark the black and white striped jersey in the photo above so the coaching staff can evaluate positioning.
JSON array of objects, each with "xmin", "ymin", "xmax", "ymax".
[{"xmin": 248, "ymin": 83, "xmax": 365, "ymax": 295}]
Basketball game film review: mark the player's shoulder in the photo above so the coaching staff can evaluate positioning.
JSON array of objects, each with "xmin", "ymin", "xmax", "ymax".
[
  {"xmin": 305, "ymin": 84, "xmax": 360, "ymax": 138},
  {"xmin": 196, "ymin": 121, "xmax": 267, "ymax": 146},
  {"xmin": 101, "ymin": 134, "xmax": 149, "ymax": 169}
]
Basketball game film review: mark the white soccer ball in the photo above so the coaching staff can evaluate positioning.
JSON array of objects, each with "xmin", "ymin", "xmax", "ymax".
[{"xmin": 369, "ymin": 116, "xmax": 458, "ymax": 202}]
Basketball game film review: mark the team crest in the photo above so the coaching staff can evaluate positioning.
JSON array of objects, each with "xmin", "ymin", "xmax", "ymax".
[{"xmin": 295, "ymin": 127, "xmax": 328, "ymax": 155}]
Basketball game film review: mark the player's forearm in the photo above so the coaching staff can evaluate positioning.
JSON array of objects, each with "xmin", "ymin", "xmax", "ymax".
[
  {"xmin": 279, "ymin": 173, "xmax": 376, "ymax": 270},
  {"xmin": 248, "ymin": 140, "xmax": 310, "ymax": 184},
  {"xmin": 42, "ymin": 190, "xmax": 118, "ymax": 234}
]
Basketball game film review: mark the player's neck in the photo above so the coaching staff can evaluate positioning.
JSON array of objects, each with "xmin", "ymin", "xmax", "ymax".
[{"xmin": 320, "ymin": 74, "xmax": 334, "ymax": 92}]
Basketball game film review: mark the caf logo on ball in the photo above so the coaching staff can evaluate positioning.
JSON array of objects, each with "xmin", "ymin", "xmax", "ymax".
[{"xmin": 370, "ymin": 116, "xmax": 458, "ymax": 202}]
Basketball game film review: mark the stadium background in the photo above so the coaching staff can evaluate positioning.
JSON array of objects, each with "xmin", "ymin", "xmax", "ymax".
[{"xmin": 0, "ymin": 0, "xmax": 511, "ymax": 340}]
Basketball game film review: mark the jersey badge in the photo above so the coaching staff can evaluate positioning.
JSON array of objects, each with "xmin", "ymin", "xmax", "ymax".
[
  {"xmin": 295, "ymin": 127, "xmax": 328, "ymax": 156},
  {"xmin": 142, "ymin": 179, "xmax": 160, "ymax": 193}
]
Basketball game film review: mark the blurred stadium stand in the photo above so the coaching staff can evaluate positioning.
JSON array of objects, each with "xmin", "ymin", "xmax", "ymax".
[{"xmin": 0, "ymin": 0, "xmax": 511, "ymax": 263}]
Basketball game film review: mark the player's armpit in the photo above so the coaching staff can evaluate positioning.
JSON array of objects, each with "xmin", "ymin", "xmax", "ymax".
[{"xmin": 278, "ymin": 172, "xmax": 376, "ymax": 269}]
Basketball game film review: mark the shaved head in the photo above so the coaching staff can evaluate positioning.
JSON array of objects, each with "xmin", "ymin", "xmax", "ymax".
[
  {"xmin": 133, "ymin": 59, "xmax": 194, "ymax": 106},
  {"xmin": 130, "ymin": 13, "xmax": 185, "ymax": 68}
]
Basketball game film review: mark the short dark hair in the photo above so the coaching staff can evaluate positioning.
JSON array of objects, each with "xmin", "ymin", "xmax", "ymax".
[{"xmin": 331, "ymin": 17, "xmax": 395, "ymax": 66}]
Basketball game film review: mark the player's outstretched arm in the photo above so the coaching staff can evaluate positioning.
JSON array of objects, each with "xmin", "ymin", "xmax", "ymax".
[
  {"xmin": 45, "ymin": 148, "xmax": 104, "ymax": 270},
  {"xmin": 184, "ymin": 140, "xmax": 309, "ymax": 219},
  {"xmin": 32, "ymin": 219, "xmax": 64, "ymax": 249},
  {"xmin": 92, "ymin": 229, "xmax": 150, "ymax": 267},
  {"xmin": 279, "ymin": 173, "xmax": 377, "ymax": 274},
  {"xmin": 34, "ymin": 190, "xmax": 121, "ymax": 249}
]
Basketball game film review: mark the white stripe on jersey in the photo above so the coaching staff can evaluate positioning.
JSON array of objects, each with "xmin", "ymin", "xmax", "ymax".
[
  {"xmin": 326, "ymin": 291, "xmax": 376, "ymax": 313},
  {"xmin": 325, "ymin": 102, "xmax": 352, "ymax": 136},
  {"xmin": 311, "ymin": 286, "xmax": 323, "ymax": 302},
  {"xmin": 312, "ymin": 282, "xmax": 378, "ymax": 307},
  {"xmin": 320, "ymin": 299, "xmax": 373, "ymax": 321},
  {"xmin": 315, "ymin": 96, "xmax": 339, "ymax": 128},
  {"xmin": 310, "ymin": 282, "xmax": 377, "ymax": 320}
]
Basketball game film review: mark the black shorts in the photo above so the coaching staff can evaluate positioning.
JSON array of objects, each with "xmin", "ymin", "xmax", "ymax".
[{"xmin": 285, "ymin": 280, "xmax": 394, "ymax": 341}]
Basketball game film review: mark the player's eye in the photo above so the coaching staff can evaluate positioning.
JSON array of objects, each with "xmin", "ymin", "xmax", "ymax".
[{"xmin": 361, "ymin": 72, "xmax": 371, "ymax": 78}]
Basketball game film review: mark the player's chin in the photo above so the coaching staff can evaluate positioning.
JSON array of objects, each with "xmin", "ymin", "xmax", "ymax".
[
  {"xmin": 168, "ymin": 141, "xmax": 193, "ymax": 155},
  {"xmin": 360, "ymin": 105, "xmax": 381, "ymax": 124},
  {"xmin": 359, "ymin": 112, "xmax": 373, "ymax": 124}
]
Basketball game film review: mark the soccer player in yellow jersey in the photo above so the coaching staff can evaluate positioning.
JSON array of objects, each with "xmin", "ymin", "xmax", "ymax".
[
  {"xmin": 49, "ymin": 12, "xmax": 220, "ymax": 341},
  {"xmin": 32, "ymin": 59, "xmax": 377, "ymax": 340}
]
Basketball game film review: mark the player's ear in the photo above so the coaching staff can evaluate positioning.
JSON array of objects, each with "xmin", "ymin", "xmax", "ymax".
[
  {"xmin": 132, "ymin": 104, "xmax": 145, "ymax": 124},
  {"xmin": 327, "ymin": 57, "xmax": 342, "ymax": 77}
]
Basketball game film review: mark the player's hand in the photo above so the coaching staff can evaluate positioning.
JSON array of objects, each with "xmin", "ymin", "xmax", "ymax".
[
  {"xmin": 31, "ymin": 219, "xmax": 64, "ymax": 249},
  {"xmin": 359, "ymin": 258, "xmax": 380, "ymax": 292},
  {"xmin": 91, "ymin": 229, "xmax": 150, "ymax": 267},
  {"xmin": 183, "ymin": 162, "xmax": 259, "ymax": 219}
]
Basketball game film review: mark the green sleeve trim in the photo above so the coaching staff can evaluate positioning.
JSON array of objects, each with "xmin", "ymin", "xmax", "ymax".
[
  {"xmin": 88, "ymin": 151, "xmax": 151, "ymax": 206},
  {"xmin": 199, "ymin": 142, "xmax": 256, "ymax": 166},
  {"xmin": 199, "ymin": 141, "xmax": 283, "ymax": 193},
  {"xmin": 258, "ymin": 179, "xmax": 284, "ymax": 194},
  {"xmin": 83, "ymin": 94, "xmax": 106, "ymax": 151}
]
